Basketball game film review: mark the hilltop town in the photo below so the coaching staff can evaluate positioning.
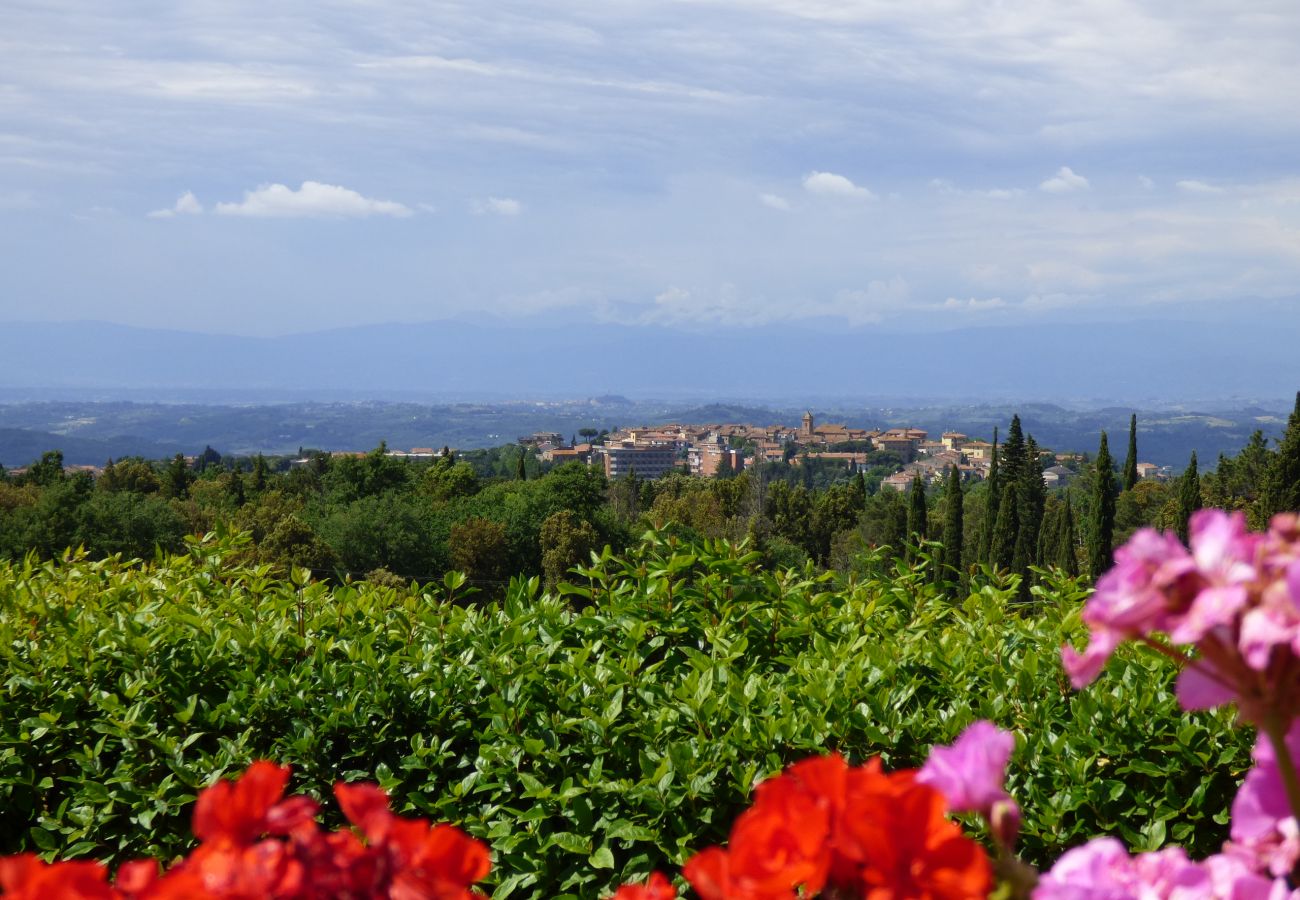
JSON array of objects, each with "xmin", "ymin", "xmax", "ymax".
[{"xmin": 521, "ymin": 412, "xmax": 1170, "ymax": 489}]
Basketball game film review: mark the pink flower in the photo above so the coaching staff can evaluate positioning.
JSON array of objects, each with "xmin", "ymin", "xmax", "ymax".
[
  {"xmin": 1032, "ymin": 837, "xmax": 1206, "ymax": 899},
  {"xmin": 1032, "ymin": 839, "xmax": 1300, "ymax": 899},
  {"xmin": 1203, "ymin": 853, "xmax": 1300, "ymax": 900},
  {"xmin": 918, "ymin": 721, "xmax": 1016, "ymax": 817},
  {"xmin": 1062, "ymin": 529, "xmax": 1192, "ymax": 688},
  {"xmin": 1175, "ymin": 664, "xmax": 1237, "ymax": 711},
  {"xmin": 1228, "ymin": 721, "xmax": 1300, "ymax": 878}
]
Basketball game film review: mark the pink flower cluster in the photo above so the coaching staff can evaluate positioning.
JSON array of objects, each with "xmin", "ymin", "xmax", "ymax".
[
  {"xmin": 1034, "ymin": 838, "xmax": 1297, "ymax": 900},
  {"xmin": 1063, "ymin": 510, "xmax": 1300, "ymax": 722}
]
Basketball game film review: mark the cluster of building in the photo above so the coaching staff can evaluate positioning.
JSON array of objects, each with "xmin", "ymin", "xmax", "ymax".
[
  {"xmin": 525, "ymin": 414, "xmax": 980, "ymax": 483},
  {"xmin": 521, "ymin": 414, "xmax": 1173, "ymax": 490}
]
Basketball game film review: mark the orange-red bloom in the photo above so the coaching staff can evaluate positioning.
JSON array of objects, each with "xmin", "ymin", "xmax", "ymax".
[
  {"xmin": 613, "ymin": 871, "xmax": 678, "ymax": 900},
  {"xmin": 193, "ymin": 761, "xmax": 318, "ymax": 847},
  {"xmin": 0, "ymin": 854, "xmax": 117, "ymax": 900},
  {"xmin": 334, "ymin": 781, "xmax": 491, "ymax": 900},
  {"xmin": 684, "ymin": 753, "xmax": 991, "ymax": 900}
]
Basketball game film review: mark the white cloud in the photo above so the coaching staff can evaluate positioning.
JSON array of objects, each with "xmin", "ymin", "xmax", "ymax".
[
  {"xmin": 1176, "ymin": 179, "xmax": 1224, "ymax": 194},
  {"xmin": 803, "ymin": 171, "xmax": 874, "ymax": 200},
  {"xmin": 942, "ymin": 296, "xmax": 1006, "ymax": 312},
  {"xmin": 472, "ymin": 197, "xmax": 523, "ymax": 216},
  {"xmin": 1138, "ymin": 175, "xmax": 1155, "ymax": 190},
  {"xmin": 215, "ymin": 182, "xmax": 411, "ymax": 218},
  {"xmin": 148, "ymin": 190, "xmax": 202, "ymax": 218},
  {"xmin": 930, "ymin": 178, "xmax": 1023, "ymax": 199},
  {"xmin": 759, "ymin": 192, "xmax": 791, "ymax": 210},
  {"xmin": 1039, "ymin": 166, "xmax": 1090, "ymax": 193}
]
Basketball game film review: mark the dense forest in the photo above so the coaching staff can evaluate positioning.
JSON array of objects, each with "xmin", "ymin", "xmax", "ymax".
[{"xmin": 1, "ymin": 395, "xmax": 1298, "ymax": 593}]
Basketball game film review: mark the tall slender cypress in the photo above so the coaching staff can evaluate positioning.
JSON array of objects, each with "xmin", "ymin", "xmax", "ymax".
[
  {"xmin": 1011, "ymin": 436, "xmax": 1046, "ymax": 599},
  {"xmin": 1177, "ymin": 451, "xmax": 1202, "ymax": 544},
  {"xmin": 516, "ymin": 450, "xmax": 528, "ymax": 481},
  {"xmin": 990, "ymin": 487, "xmax": 1018, "ymax": 572},
  {"xmin": 906, "ymin": 474, "xmax": 928, "ymax": 561},
  {"xmin": 940, "ymin": 465, "xmax": 964, "ymax": 584},
  {"xmin": 1122, "ymin": 414, "xmax": 1139, "ymax": 492},
  {"xmin": 1001, "ymin": 416, "xmax": 1026, "ymax": 488},
  {"xmin": 1013, "ymin": 437, "xmax": 1046, "ymax": 565},
  {"xmin": 1260, "ymin": 391, "xmax": 1300, "ymax": 517},
  {"xmin": 1057, "ymin": 494, "xmax": 1079, "ymax": 576},
  {"xmin": 978, "ymin": 427, "xmax": 1000, "ymax": 565},
  {"xmin": 1088, "ymin": 431, "xmax": 1117, "ymax": 577},
  {"xmin": 907, "ymin": 475, "xmax": 928, "ymax": 538}
]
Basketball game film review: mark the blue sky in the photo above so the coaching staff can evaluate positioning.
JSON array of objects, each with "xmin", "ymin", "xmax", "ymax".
[{"xmin": 3, "ymin": 0, "xmax": 1300, "ymax": 335}]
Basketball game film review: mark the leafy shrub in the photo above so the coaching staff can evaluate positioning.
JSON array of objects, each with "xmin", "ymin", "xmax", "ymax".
[{"xmin": 0, "ymin": 529, "xmax": 1250, "ymax": 898}]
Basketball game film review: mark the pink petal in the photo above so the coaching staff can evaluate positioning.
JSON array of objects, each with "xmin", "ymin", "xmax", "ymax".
[{"xmin": 1176, "ymin": 663, "xmax": 1237, "ymax": 711}]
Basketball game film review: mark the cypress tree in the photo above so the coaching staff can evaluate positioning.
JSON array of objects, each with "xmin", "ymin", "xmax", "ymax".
[
  {"xmin": 1057, "ymin": 494, "xmax": 1079, "ymax": 576},
  {"xmin": 1088, "ymin": 431, "xmax": 1117, "ymax": 577},
  {"xmin": 1037, "ymin": 497, "xmax": 1060, "ymax": 567},
  {"xmin": 1122, "ymin": 414, "xmax": 1139, "ymax": 492},
  {"xmin": 1260, "ymin": 391, "xmax": 1300, "ymax": 517},
  {"xmin": 880, "ymin": 488, "xmax": 907, "ymax": 559},
  {"xmin": 229, "ymin": 468, "xmax": 246, "ymax": 507},
  {"xmin": 940, "ymin": 465, "xmax": 964, "ymax": 584},
  {"xmin": 516, "ymin": 450, "xmax": 527, "ymax": 481},
  {"xmin": 252, "ymin": 454, "xmax": 268, "ymax": 492},
  {"xmin": 1177, "ymin": 451, "xmax": 1202, "ymax": 544},
  {"xmin": 990, "ymin": 486, "xmax": 1017, "ymax": 572},
  {"xmin": 1014, "ymin": 436, "xmax": 1046, "ymax": 568},
  {"xmin": 978, "ymin": 427, "xmax": 1000, "ymax": 565},
  {"xmin": 166, "ymin": 453, "xmax": 191, "ymax": 500},
  {"xmin": 906, "ymin": 474, "xmax": 928, "ymax": 557},
  {"xmin": 1001, "ymin": 416, "xmax": 1026, "ymax": 487}
]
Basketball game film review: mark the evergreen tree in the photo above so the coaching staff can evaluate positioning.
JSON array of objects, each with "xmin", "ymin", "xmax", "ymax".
[
  {"xmin": 516, "ymin": 450, "xmax": 528, "ymax": 481},
  {"xmin": 252, "ymin": 454, "xmax": 268, "ymax": 492},
  {"xmin": 165, "ymin": 453, "xmax": 191, "ymax": 500},
  {"xmin": 1011, "ymin": 436, "xmax": 1046, "ymax": 595},
  {"xmin": 716, "ymin": 451, "xmax": 734, "ymax": 479},
  {"xmin": 940, "ymin": 465, "xmax": 964, "ymax": 584},
  {"xmin": 1260, "ymin": 391, "xmax": 1300, "ymax": 517},
  {"xmin": 854, "ymin": 470, "xmax": 867, "ymax": 504},
  {"xmin": 1122, "ymin": 414, "xmax": 1139, "ymax": 492},
  {"xmin": 990, "ymin": 486, "xmax": 1018, "ymax": 572},
  {"xmin": 906, "ymin": 474, "xmax": 928, "ymax": 558},
  {"xmin": 1088, "ymin": 431, "xmax": 1117, "ymax": 577},
  {"xmin": 1177, "ymin": 451, "xmax": 1202, "ymax": 544},
  {"xmin": 877, "ymin": 488, "xmax": 907, "ymax": 559},
  {"xmin": 1056, "ymin": 494, "xmax": 1079, "ymax": 576},
  {"xmin": 1001, "ymin": 416, "xmax": 1026, "ymax": 488},
  {"xmin": 229, "ymin": 469, "xmax": 246, "ymax": 507},
  {"xmin": 978, "ymin": 427, "xmax": 1000, "ymax": 565}
]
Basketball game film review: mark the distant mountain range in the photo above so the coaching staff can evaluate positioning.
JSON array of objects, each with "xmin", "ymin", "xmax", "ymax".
[{"xmin": 1, "ymin": 318, "xmax": 1296, "ymax": 405}]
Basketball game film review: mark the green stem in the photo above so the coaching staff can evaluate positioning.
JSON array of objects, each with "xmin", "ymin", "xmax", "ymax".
[{"xmin": 1261, "ymin": 715, "xmax": 1300, "ymax": 829}]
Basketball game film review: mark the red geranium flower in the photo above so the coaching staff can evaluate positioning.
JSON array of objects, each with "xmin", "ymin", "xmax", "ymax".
[
  {"xmin": 613, "ymin": 871, "xmax": 678, "ymax": 900},
  {"xmin": 193, "ymin": 761, "xmax": 318, "ymax": 847},
  {"xmin": 0, "ymin": 854, "xmax": 117, "ymax": 900},
  {"xmin": 334, "ymin": 781, "xmax": 491, "ymax": 899}
]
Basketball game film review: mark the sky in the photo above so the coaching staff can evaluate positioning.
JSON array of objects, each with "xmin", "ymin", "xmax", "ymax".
[{"xmin": 3, "ymin": 0, "xmax": 1300, "ymax": 336}]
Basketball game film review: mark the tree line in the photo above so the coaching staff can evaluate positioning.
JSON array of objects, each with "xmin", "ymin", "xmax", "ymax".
[{"xmin": 1, "ymin": 392, "xmax": 1297, "ymax": 591}]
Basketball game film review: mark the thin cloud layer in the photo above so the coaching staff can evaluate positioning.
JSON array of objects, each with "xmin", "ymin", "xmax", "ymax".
[
  {"xmin": 215, "ymin": 182, "xmax": 412, "ymax": 218},
  {"xmin": 2, "ymin": 1, "xmax": 1300, "ymax": 333}
]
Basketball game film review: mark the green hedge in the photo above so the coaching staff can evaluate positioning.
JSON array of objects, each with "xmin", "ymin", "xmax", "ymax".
[{"xmin": 0, "ymin": 529, "xmax": 1250, "ymax": 897}]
